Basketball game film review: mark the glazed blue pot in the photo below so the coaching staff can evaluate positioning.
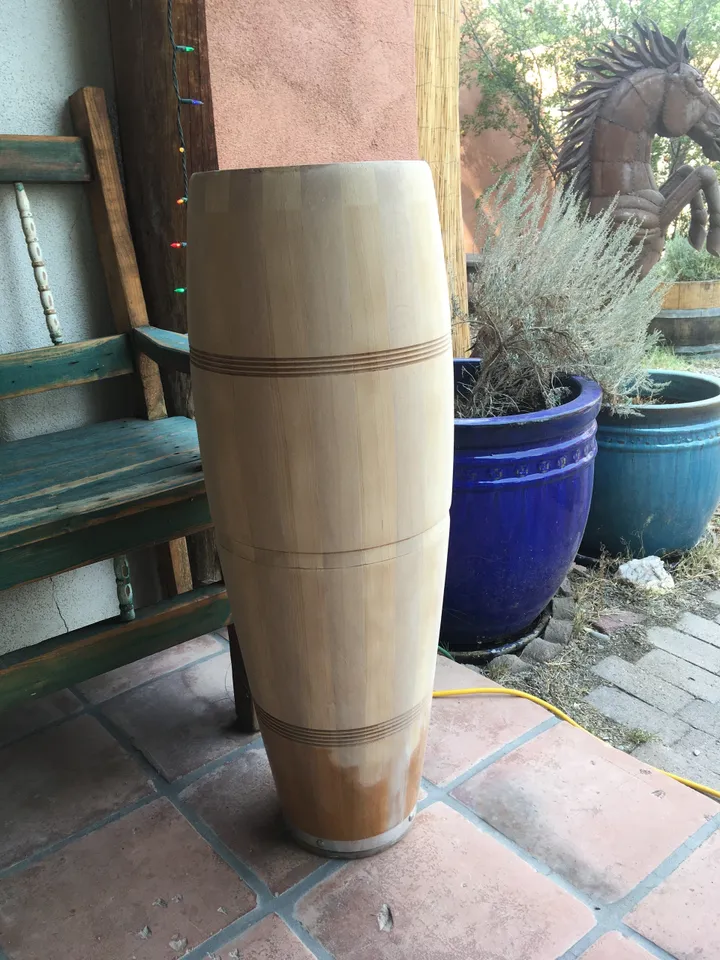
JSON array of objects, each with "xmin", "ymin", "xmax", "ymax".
[
  {"xmin": 442, "ymin": 360, "xmax": 602, "ymax": 647},
  {"xmin": 582, "ymin": 369, "xmax": 720, "ymax": 557}
]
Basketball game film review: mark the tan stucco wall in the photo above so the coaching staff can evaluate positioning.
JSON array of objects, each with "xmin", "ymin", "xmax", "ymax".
[
  {"xmin": 460, "ymin": 83, "xmax": 526, "ymax": 253},
  {"xmin": 205, "ymin": 0, "xmax": 418, "ymax": 169}
]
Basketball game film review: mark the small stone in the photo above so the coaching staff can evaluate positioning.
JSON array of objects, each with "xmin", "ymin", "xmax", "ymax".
[
  {"xmin": 592, "ymin": 609, "xmax": 644, "ymax": 635},
  {"xmin": 572, "ymin": 562, "xmax": 590, "ymax": 576},
  {"xmin": 584, "ymin": 628, "xmax": 610, "ymax": 643},
  {"xmin": 617, "ymin": 556, "xmax": 674, "ymax": 593},
  {"xmin": 152, "ymin": 899, "xmax": 168, "ymax": 908},
  {"xmin": 229, "ymin": 950, "xmax": 241, "ymax": 960},
  {"xmin": 138, "ymin": 927, "xmax": 151, "ymax": 940},
  {"xmin": 558, "ymin": 577, "xmax": 573, "ymax": 598},
  {"xmin": 169, "ymin": 935, "xmax": 188, "ymax": 953},
  {"xmin": 521, "ymin": 637, "xmax": 564, "ymax": 664},
  {"xmin": 551, "ymin": 596, "xmax": 576, "ymax": 621},
  {"xmin": 488, "ymin": 653, "xmax": 532, "ymax": 676},
  {"xmin": 693, "ymin": 749, "xmax": 702, "ymax": 757},
  {"xmin": 544, "ymin": 618, "xmax": 573, "ymax": 645},
  {"xmin": 171, "ymin": 895, "xmax": 183, "ymax": 903}
]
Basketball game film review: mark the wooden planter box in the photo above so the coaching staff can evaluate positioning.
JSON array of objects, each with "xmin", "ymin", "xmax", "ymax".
[{"xmin": 652, "ymin": 280, "xmax": 720, "ymax": 352}]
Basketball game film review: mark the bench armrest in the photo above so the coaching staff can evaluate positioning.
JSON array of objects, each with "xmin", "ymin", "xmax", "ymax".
[{"xmin": 133, "ymin": 326, "xmax": 190, "ymax": 375}]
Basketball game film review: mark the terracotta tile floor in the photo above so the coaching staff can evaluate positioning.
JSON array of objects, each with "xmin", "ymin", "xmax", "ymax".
[{"xmin": 1, "ymin": 637, "xmax": 718, "ymax": 960}]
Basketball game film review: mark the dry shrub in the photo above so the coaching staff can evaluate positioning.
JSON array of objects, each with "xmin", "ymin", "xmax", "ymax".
[{"xmin": 461, "ymin": 160, "xmax": 664, "ymax": 418}]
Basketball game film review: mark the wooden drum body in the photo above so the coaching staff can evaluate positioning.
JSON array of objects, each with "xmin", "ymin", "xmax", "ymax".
[{"xmin": 187, "ymin": 162, "xmax": 453, "ymax": 856}]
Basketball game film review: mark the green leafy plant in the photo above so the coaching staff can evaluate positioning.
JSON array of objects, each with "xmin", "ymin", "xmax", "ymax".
[
  {"xmin": 659, "ymin": 235, "xmax": 720, "ymax": 281},
  {"xmin": 461, "ymin": 0, "xmax": 720, "ymax": 189},
  {"xmin": 461, "ymin": 160, "xmax": 664, "ymax": 418}
]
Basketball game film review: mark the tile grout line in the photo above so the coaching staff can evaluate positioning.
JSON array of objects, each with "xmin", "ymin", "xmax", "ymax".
[
  {"xmin": 90, "ymin": 706, "xmax": 339, "ymax": 960},
  {"xmin": 0, "ymin": 796, "xmax": 155, "ymax": 882},
  {"xmin": 9, "ymin": 666, "xmax": 720, "ymax": 959},
  {"xmin": 554, "ymin": 811, "xmax": 720, "ymax": 960},
  {"xmin": 0, "ymin": 644, "xmax": 229, "ymax": 753},
  {"xmin": 419, "ymin": 714, "xmax": 561, "ymax": 805}
]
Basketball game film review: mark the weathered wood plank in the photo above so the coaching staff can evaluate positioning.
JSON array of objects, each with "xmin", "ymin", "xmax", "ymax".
[
  {"xmin": 0, "ymin": 336, "xmax": 134, "ymax": 399},
  {"xmin": 68, "ymin": 87, "xmax": 167, "ymax": 422},
  {"xmin": 0, "ymin": 418, "xmax": 205, "ymax": 549},
  {"xmin": 133, "ymin": 326, "xmax": 190, "ymax": 375},
  {"xmin": 0, "ymin": 496, "xmax": 212, "ymax": 591},
  {"xmin": 0, "ymin": 135, "xmax": 91, "ymax": 182},
  {"xmin": 0, "ymin": 584, "xmax": 230, "ymax": 711},
  {"xmin": 108, "ymin": 2, "xmax": 222, "ymax": 590}
]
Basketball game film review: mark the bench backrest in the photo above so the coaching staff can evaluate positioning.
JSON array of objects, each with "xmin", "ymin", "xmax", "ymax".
[{"xmin": 0, "ymin": 88, "xmax": 165, "ymax": 420}]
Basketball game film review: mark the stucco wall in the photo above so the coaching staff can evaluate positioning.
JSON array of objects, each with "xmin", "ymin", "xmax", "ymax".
[
  {"xmin": 0, "ymin": 0, "xmax": 128, "ymax": 654},
  {"xmin": 205, "ymin": 0, "xmax": 418, "ymax": 169}
]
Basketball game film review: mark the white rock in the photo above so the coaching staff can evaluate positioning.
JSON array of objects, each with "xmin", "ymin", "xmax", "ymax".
[{"xmin": 617, "ymin": 556, "xmax": 674, "ymax": 593}]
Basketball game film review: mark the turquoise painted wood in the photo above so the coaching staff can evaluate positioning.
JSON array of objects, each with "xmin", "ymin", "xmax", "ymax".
[
  {"xmin": 0, "ymin": 584, "xmax": 231, "ymax": 711},
  {"xmin": 0, "ymin": 496, "xmax": 212, "ymax": 592},
  {"xmin": 133, "ymin": 326, "xmax": 190, "ymax": 374},
  {"xmin": 582, "ymin": 370, "xmax": 720, "ymax": 556},
  {"xmin": 0, "ymin": 417, "xmax": 205, "ymax": 552},
  {"xmin": 0, "ymin": 135, "xmax": 91, "ymax": 182},
  {"xmin": 0, "ymin": 335, "xmax": 134, "ymax": 399}
]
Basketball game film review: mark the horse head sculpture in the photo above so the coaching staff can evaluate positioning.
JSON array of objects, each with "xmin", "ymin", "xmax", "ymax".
[{"xmin": 557, "ymin": 22, "xmax": 720, "ymax": 274}]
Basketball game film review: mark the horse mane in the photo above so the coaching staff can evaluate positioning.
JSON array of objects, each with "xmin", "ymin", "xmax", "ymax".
[{"xmin": 556, "ymin": 22, "xmax": 690, "ymax": 198}]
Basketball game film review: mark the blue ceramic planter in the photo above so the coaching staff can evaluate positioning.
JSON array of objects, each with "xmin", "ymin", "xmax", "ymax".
[
  {"xmin": 582, "ymin": 369, "xmax": 720, "ymax": 557},
  {"xmin": 442, "ymin": 360, "xmax": 602, "ymax": 647}
]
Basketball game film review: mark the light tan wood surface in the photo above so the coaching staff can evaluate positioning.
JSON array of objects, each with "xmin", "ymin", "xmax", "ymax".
[
  {"xmin": 662, "ymin": 279, "xmax": 720, "ymax": 310},
  {"xmin": 188, "ymin": 162, "xmax": 453, "ymax": 853}
]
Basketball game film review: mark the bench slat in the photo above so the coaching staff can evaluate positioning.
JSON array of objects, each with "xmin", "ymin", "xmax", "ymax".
[
  {"xmin": 0, "ymin": 584, "xmax": 230, "ymax": 711},
  {"xmin": 0, "ymin": 135, "xmax": 92, "ymax": 182},
  {"xmin": 0, "ymin": 335, "xmax": 134, "ymax": 400},
  {"xmin": 0, "ymin": 417, "xmax": 206, "ymax": 551}
]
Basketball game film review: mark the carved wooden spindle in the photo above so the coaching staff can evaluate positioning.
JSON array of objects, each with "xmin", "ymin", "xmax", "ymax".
[
  {"xmin": 14, "ymin": 182, "xmax": 63, "ymax": 344},
  {"xmin": 113, "ymin": 555, "xmax": 136, "ymax": 621}
]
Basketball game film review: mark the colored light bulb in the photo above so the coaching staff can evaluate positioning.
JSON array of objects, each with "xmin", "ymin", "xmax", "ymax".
[
  {"xmin": 170, "ymin": 241, "xmax": 187, "ymax": 249},
  {"xmin": 177, "ymin": 45, "xmax": 194, "ymax": 52},
  {"xmin": 176, "ymin": 197, "xmax": 188, "ymax": 205},
  {"xmin": 174, "ymin": 287, "xmax": 187, "ymax": 294}
]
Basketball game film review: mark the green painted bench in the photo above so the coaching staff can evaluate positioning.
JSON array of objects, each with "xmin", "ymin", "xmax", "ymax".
[{"xmin": 0, "ymin": 87, "xmax": 254, "ymax": 727}]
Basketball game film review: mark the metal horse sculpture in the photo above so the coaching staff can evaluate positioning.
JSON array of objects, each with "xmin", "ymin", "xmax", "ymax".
[{"xmin": 557, "ymin": 23, "xmax": 720, "ymax": 275}]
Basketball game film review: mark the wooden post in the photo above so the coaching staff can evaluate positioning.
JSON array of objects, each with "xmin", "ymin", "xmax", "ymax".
[
  {"xmin": 415, "ymin": 0, "xmax": 470, "ymax": 357},
  {"xmin": 107, "ymin": 0, "xmax": 221, "ymax": 586}
]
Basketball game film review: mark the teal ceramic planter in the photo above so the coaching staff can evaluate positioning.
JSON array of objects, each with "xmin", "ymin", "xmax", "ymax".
[{"xmin": 582, "ymin": 369, "xmax": 720, "ymax": 557}]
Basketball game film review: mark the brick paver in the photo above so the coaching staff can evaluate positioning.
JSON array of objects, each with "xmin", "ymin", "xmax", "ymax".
[
  {"xmin": 636, "ymin": 648, "xmax": 720, "ymax": 702},
  {"xmin": 678, "ymin": 698, "xmax": 720, "ymax": 737},
  {"xmin": 591, "ymin": 655, "xmax": 694, "ymax": 714},
  {"xmin": 646, "ymin": 626, "xmax": 720, "ymax": 673},
  {"xmin": 676, "ymin": 612, "xmax": 720, "ymax": 648},
  {"xmin": 631, "ymin": 740, "xmax": 720, "ymax": 791},
  {"xmin": 585, "ymin": 686, "xmax": 689, "ymax": 744}
]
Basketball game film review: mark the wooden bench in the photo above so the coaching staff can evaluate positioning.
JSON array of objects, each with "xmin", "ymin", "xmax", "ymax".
[{"xmin": 0, "ymin": 87, "xmax": 254, "ymax": 727}]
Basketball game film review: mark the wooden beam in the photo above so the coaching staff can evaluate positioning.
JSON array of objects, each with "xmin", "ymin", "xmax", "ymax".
[
  {"xmin": 0, "ymin": 335, "xmax": 134, "ymax": 400},
  {"xmin": 415, "ymin": 0, "xmax": 470, "ymax": 356},
  {"xmin": 69, "ymin": 86, "xmax": 167, "ymax": 422},
  {"xmin": 107, "ymin": 1, "xmax": 222, "ymax": 588},
  {"xmin": 0, "ymin": 584, "xmax": 230, "ymax": 711},
  {"xmin": 0, "ymin": 135, "xmax": 91, "ymax": 182}
]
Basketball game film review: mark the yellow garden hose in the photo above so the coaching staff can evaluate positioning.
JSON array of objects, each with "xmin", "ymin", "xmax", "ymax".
[{"xmin": 433, "ymin": 687, "xmax": 720, "ymax": 802}]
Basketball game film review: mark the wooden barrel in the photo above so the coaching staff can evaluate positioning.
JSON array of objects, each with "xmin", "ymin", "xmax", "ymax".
[
  {"xmin": 652, "ymin": 280, "xmax": 720, "ymax": 354},
  {"xmin": 187, "ymin": 162, "xmax": 453, "ymax": 857}
]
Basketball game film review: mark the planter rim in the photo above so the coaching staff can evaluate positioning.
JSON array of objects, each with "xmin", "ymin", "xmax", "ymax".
[
  {"xmin": 453, "ymin": 358, "xmax": 601, "ymax": 429},
  {"xmin": 619, "ymin": 368, "xmax": 720, "ymax": 415}
]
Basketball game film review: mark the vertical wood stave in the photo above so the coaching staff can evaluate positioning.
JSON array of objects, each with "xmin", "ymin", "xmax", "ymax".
[{"xmin": 188, "ymin": 161, "xmax": 453, "ymax": 855}]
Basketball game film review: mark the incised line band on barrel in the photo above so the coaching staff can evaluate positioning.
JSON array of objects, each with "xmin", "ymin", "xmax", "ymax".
[
  {"xmin": 190, "ymin": 334, "xmax": 451, "ymax": 377},
  {"xmin": 254, "ymin": 700, "xmax": 427, "ymax": 747}
]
